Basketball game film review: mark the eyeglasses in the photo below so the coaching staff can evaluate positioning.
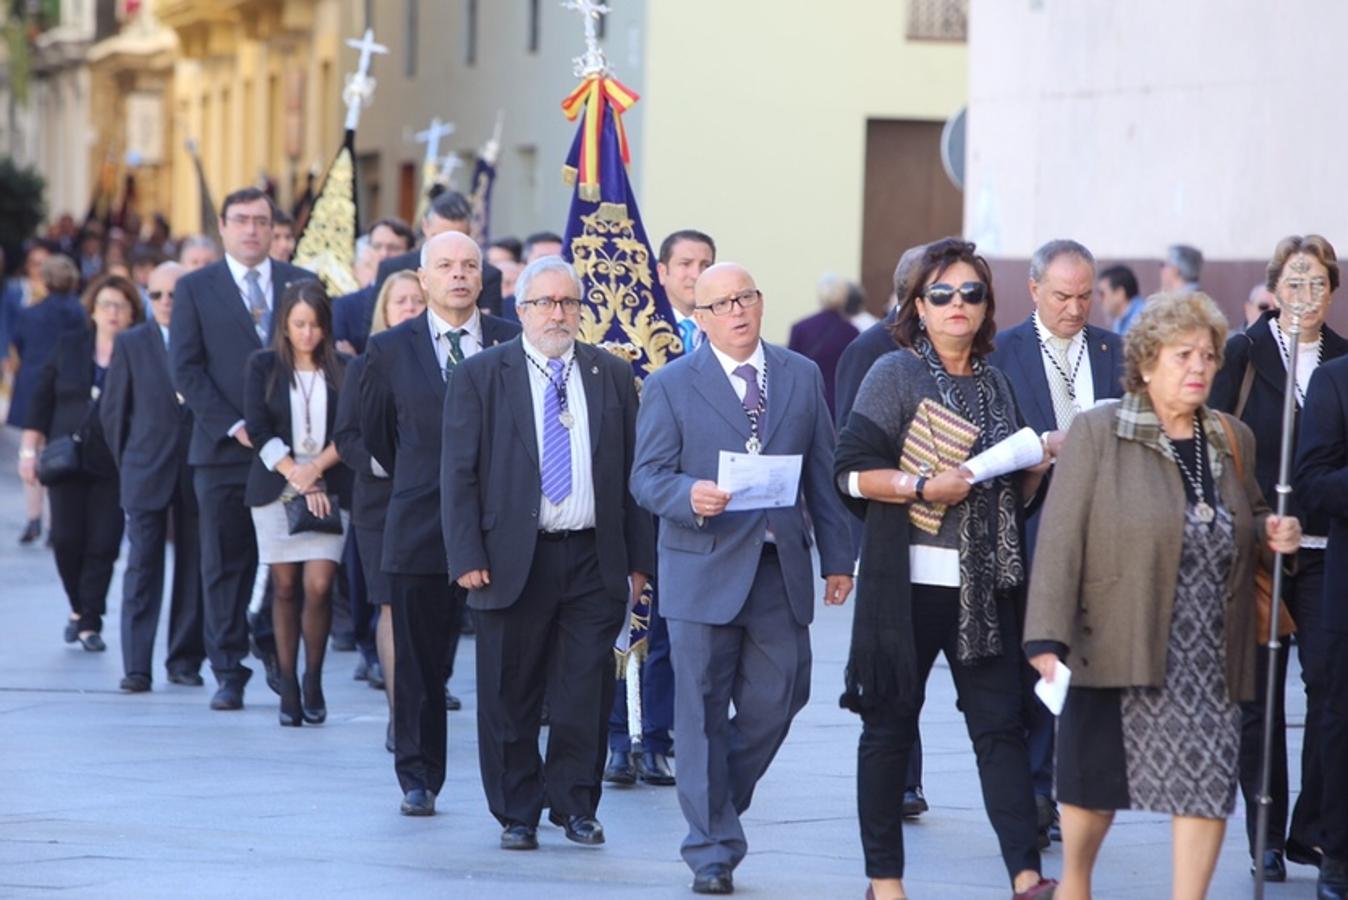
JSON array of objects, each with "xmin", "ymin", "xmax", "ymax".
[
  {"xmin": 922, "ymin": 281, "xmax": 987, "ymax": 306},
  {"xmin": 224, "ymin": 214, "xmax": 273, "ymax": 229},
  {"xmin": 95, "ymin": 298, "xmax": 132, "ymax": 312},
  {"xmin": 695, "ymin": 289, "xmax": 762, "ymax": 316},
  {"xmin": 519, "ymin": 296, "xmax": 583, "ymax": 314},
  {"xmin": 148, "ymin": 290, "xmax": 174, "ymax": 301}
]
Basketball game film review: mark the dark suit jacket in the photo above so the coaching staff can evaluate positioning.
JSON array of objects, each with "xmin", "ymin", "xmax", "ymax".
[
  {"xmin": 333, "ymin": 353, "xmax": 392, "ymax": 529},
  {"xmin": 27, "ymin": 327, "xmax": 117, "ymax": 479},
  {"xmin": 986, "ymin": 317, "xmax": 1125, "ymax": 557},
  {"xmin": 787, "ymin": 309, "xmax": 859, "ymax": 420},
  {"xmin": 1211, "ymin": 310, "xmax": 1348, "ymax": 538},
  {"xmin": 6, "ymin": 290, "xmax": 87, "ymax": 428},
  {"xmin": 361, "ymin": 311, "xmax": 521, "ymax": 574},
  {"xmin": 242, "ymin": 350, "xmax": 353, "ymax": 508},
  {"xmin": 100, "ymin": 322, "xmax": 193, "ymax": 510},
  {"xmin": 1295, "ymin": 356, "xmax": 1348, "ymax": 633},
  {"xmin": 170, "ymin": 258, "xmax": 315, "ymax": 469},
  {"xmin": 332, "ymin": 285, "xmax": 376, "ymax": 355},
  {"xmin": 373, "ymin": 249, "xmax": 503, "ymax": 315},
  {"xmin": 833, "ymin": 309, "xmax": 898, "ymax": 430},
  {"xmin": 442, "ymin": 337, "xmax": 655, "ymax": 610}
]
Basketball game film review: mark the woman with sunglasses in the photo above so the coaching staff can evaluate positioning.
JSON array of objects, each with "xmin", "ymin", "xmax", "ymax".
[{"xmin": 835, "ymin": 238, "xmax": 1055, "ymax": 900}]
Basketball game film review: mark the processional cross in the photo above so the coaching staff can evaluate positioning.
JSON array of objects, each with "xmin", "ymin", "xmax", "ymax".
[
  {"xmin": 342, "ymin": 29, "xmax": 389, "ymax": 131},
  {"xmin": 562, "ymin": 0, "xmax": 610, "ymax": 77}
]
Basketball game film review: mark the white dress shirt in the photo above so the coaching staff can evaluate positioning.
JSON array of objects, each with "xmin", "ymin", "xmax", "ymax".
[
  {"xmin": 259, "ymin": 369, "xmax": 329, "ymax": 471},
  {"xmin": 428, "ymin": 306, "xmax": 484, "ymax": 372},
  {"xmin": 522, "ymin": 336, "xmax": 595, "ymax": 531},
  {"xmin": 1033, "ymin": 312, "xmax": 1096, "ymax": 422},
  {"xmin": 709, "ymin": 340, "xmax": 766, "ymax": 405}
]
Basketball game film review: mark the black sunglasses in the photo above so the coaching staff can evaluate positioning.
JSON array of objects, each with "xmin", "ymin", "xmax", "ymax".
[
  {"xmin": 923, "ymin": 281, "xmax": 987, "ymax": 306},
  {"xmin": 148, "ymin": 290, "xmax": 174, "ymax": 301}
]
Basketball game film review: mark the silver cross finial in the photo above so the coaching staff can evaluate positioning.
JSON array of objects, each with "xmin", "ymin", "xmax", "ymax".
[
  {"xmin": 342, "ymin": 29, "xmax": 389, "ymax": 131},
  {"xmin": 415, "ymin": 117, "xmax": 456, "ymax": 167},
  {"xmin": 562, "ymin": 0, "xmax": 611, "ymax": 77}
]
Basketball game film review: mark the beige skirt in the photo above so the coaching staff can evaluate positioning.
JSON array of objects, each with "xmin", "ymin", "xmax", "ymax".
[{"xmin": 251, "ymin": 496, "xmax": 348, "ymax": 564}]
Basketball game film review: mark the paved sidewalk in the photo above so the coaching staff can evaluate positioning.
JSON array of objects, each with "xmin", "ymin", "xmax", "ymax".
[{"xmin": 0, "ymin": 426, "xmax": 1318, "ymax": 898}]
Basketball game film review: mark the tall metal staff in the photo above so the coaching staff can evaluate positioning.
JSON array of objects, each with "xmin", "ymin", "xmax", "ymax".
[{"xmin": 1253, "ymin": 263, "xmax": 1323, "ymax": 898}]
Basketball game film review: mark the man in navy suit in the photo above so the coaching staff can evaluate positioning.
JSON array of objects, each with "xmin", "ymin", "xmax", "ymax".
[
  {"xmin": 101, "ymin": 262, "xmax": 205, "ymax": 692},
  {"xmin": 631, "ymin": 262, "xmax": 854, "ymax": 895},
  {"xmin": 1295, "ymin": 357, "xmax": 1348, "ymax": 900},
  {"xmin": 332, "ymin": 217, "xmax": 414, "ymax": 356},
  {"xmin": 372, "ymin": 191, "xmax": 503, "ymax": 315},
  {"xmin": 987, "ymin": 238, "xmax": 1125, "ymax": 846},
  {"xmin": 170, "ymin": 187, "xmax": 316, "ymax": 711},
  {"xmin": 361, "ymin": 231, "xmax": 521, "ymax": 817}
]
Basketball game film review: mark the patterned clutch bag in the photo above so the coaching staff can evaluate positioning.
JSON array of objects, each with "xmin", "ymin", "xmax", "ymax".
[{"xmin": 899, "ymin": 398, "xmax": 980, "ymax": 535}]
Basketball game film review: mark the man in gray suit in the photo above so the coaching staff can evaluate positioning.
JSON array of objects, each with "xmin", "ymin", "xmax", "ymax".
[{"xmin": 631, "ymin": 262, "xmax": 854, "ymax": 895}]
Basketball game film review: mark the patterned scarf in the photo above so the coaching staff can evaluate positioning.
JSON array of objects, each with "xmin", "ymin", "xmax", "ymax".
[{"xmin": 915, "ymin": 337, "xmax": 1027, "ymax": 663}]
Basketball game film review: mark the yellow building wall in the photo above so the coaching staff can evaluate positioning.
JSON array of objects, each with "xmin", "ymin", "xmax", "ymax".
[{"xmin": 639, "ymin": 1, "xmax": 967, "ymax": 341}]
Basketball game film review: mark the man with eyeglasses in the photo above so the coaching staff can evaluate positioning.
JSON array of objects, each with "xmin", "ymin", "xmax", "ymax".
[
  {"xmin": 101, "ymin": 262, "xmax": 205, "ymax": 693},
  {"xmin": 170, "ymin": 187, "xmax": 316, "ymax": 711},
  {"xmin": 631, "ymin": 263, "xmax": 853, "ymax": 895},
  {"xmin": 987, "ymin": 238, "xmax": 1125, "ymax": 848},
  {"xmin": 361, "ymin": 230, "xmax": 520, "ymax": 817},
  {"xmin": 443, "ymin": 255, "xmax": 653, "ymax": 851}
]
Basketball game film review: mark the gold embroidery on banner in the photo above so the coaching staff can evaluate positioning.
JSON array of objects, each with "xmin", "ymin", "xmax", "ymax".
[
  {"xmin": 293, "ymin": 146, "xmax": 359, "ymax": 296},
  {"xmin": 570, "ymin": 208, "xmax": 679, "ymax": 376}
]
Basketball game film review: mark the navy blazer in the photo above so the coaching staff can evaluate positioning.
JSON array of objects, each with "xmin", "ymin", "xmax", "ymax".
[
  {"xmin": 1294, "ymin": 356, "xmax": 1348, "ymax": 633},
  {"xmin": 833, "ymin": 309, "xmax": 899, "ymax": 430},
  {"xmin": 170, "ymin": 258, "xmax": 315, "ymax": 469},
  {"xmin": 442, "ymin": 338, "xmax": 656, "ymax": 610},
  {"xmin": 332, "ymin": 353, "xmax": 392, "ymax": 530},
  {"xmin": 332, "ymin": 285, "xmax": 376, "ymax": 355},
  {"xmin": 986, "ymin": 317, "xmax": 1125, "ymax": 557},
  {"xmin": 100, "ymin": 322, "xmax": 194, "ymax": 511},
  {"xmin": 242, "ymin": 350, "xmax": 353, "ymax": 508},
  {"xmin": 1211, "ymin": 310, "xmax": 1348, "ymax": 538},
  {"xmin": 631, "ymin": 342, "xmax": 854, "ymax": 628},
  {"xmin": 6, "ymin": 290, "xmax": 87, "ymax": 428},
  {"xmin": 787, "ymin": 309, "xmax": 859, "ymax": 420},
  {"xmin": 360, "ymin": 311, "xmax": 521, "ymax": 574},
  {"xmin": 27, "ymin": 327, "xmax": 117, "ymax": 479},
  {"xmin": 373, "ymin": 249, "xmax": 503, "ymax": 316}
]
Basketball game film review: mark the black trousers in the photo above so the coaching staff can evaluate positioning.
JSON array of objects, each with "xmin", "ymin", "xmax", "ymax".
[
  {"xmin": 343, "ymin": 531, "xmax": 377, "ymax": 664},
  {"xmin": 1322, "ymin": 630, "xmax": 1348, "ymax": 861},
  {"xmin": 49, "ymin": 475, "xmax": 123, "ymax": 633},
  {"xmin": 193, "ymin": 465, "xmax": 258, "ymax": 687},
  {"xmin": 120, "ymin": 486, "xmax": 205, "ymax": 680},
  {"xmin": 475, "ymin": 531, "xmax": 625, "ymax": 827},
  {"xmin": 857, "ymin": 585, "xmax": 1040, "ymax": 881},
  {"xmin": 390, "ymin": 572, "xmax": 464, "ymax": 795},
  {"xmin": 1237, "ymin": 551, "xmax": 1326, "ymax": 854}
]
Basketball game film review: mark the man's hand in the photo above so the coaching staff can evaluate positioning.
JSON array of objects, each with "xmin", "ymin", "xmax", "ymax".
[
  {"xmin": 457, "ymin": 569, "xmax": 491, "ymax": 590},
  {"xmin": 235, "ymin": 426, "xmax": 253, "ymax": 449},
  {"xmin": 1029, "ymin": 652, "xmax": 1059, "ymax": 683},
  {"xmin": 690, "ymin": 479, "xmax": 732, "ymax": 519},
  {"xmin": 824, "ymin": 574, "xmax": 853, "ymax": 606},
  {"xmin": 1043, "ymin": 429, "xmax": 1068, "ymax": 458},
  {"xmin": 1266, "ymin": 515, "xmax": 1302, "ymax": 555},
  {"xmin": 629, "ymin": 571, "xmax": 650, "ymax": 610},
  {"xmin": 335, "ymin": 339, "xmax": 357, "ymax": 356}
]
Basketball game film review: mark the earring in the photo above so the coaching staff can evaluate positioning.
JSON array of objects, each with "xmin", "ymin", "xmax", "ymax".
[
  {"xmin": 918, "ymin": 317, "xmax": 927, "ymax": 331},
  {"xmin": 1143, "ymin": 376, "xmax": 1151, "ymax": 384}
]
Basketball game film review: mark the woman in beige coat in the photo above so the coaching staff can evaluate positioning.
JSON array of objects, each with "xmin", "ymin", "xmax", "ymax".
[{"xmin": 1023, "ymin": 293, "xmax": 1302, "ymax": 900}]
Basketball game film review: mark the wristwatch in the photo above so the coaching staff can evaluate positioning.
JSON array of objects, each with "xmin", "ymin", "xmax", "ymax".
[{"xmin": 913, "ymin": 476, "xmax": 928, "ymax": 502}]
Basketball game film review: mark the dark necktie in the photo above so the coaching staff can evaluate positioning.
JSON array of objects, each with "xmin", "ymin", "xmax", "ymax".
[{"xmin": 441, "ymin": 329, "xmax": 465, "ymax": 381}]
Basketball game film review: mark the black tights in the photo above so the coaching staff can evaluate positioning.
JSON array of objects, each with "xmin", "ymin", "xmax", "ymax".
[{"xmin": 269, "ymin": 560, "xmax": 337, "ymax": 681}]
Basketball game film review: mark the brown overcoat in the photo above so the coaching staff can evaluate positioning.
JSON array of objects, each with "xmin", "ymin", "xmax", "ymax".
[{"xmin": 1023, "ymin": 398, "xmax": 1270, "ymax": 703}]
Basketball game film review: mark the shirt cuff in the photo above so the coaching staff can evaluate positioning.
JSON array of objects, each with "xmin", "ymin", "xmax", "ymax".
[
  {"xmin": 227, "ymin": 419, "xmax": 245, "ymax": 437},
  {"xmin": 371, "ymin": 457, "xmax": 389, "ymax": 479},
  {"xmin": 846, "ymin": 471, "xmax": 864, "ymax": 499},
  {"xmin": 259, "ymin": 437, "xmax": 290, "ymax": 471},
  {"xmin": 1024, "ymin": 639, "xmax": 1068, "ymax": 662}
]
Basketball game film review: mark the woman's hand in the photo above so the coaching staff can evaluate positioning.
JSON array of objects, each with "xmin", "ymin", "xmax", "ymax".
[
  {"xmin": 921, "ymin": 467, "xmax": 973, "ymax": 506},
  {"xmin": 289, "ymin": 462, "xmax": 322, "ymax": 494},
  {"xmin": 1029, "ymin": 652, "xmax": 1060, "ymax": 683},
  {"xmin": 1265, "ymin": 515, "xmax": 1302, "ymax": 555},
  {"xmin": 304, "ymin": 490, "xmax": 332, "ymax": 520}
]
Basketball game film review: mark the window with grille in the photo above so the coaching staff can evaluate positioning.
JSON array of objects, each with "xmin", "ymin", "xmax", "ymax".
[{"xmin": 907, "ymin": 0, "xmax": 968, "ymax": 42}]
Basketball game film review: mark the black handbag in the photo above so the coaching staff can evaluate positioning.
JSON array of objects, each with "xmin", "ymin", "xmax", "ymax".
[
  {"xmin": 284, "ymin": 492, "xmax": 343, "ymax": 535},
  {"xmin": 36, "ymin": 433, "xmax": 83, "ymax": 485}
]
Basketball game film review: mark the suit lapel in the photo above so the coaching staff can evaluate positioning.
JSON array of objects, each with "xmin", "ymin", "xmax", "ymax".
[
  {"xmin": 576, "ymin": 343, "xmax": 606, "ymax": 450},
  {"xmin": 407, "ymin": 313, "xmax": 445, "ymax": 394},
  {"xmin": 1009, "ymin": 325, "xmax": 1055, "ymax": 430},
  {"xmin": 216, "ymin": 263, "xmax": 262, "ymax": 349},
  {"xmin": 481, "ymin": 314, "xmax": 513, "ymax": 348},
  {"xmin": 690, "ymin": 344, "xmax": 751, "ymax": 439},
  {"xmin": 761, "ymin": 343, "xmax": 795, "ymax": 448},
  {"xmin": 501, "ymin": 340, "xmax": 539, "ymax": 467},
  {"xmin": 1084, "ymin": 325, "xmax": 1119, "ymax": 399}
]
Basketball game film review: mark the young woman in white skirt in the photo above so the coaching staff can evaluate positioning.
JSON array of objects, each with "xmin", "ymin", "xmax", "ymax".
[{"xmin": 243, "ymin": 280, "xmax": 353, "ymax": 726}]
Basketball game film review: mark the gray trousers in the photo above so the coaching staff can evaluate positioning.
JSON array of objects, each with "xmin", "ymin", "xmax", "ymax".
[{"xmin": 666, "ymin": 550, "xmax": 811, "ymax": 873}]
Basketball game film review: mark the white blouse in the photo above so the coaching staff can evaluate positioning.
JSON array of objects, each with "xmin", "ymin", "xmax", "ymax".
[{"xmin": 259, "ymin": 370, "xmax": 328, "ymax": 470}]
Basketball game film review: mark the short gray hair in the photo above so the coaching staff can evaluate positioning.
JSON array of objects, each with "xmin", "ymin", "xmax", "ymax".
[
  {"xmin": 515, "ymin": 255, "xmax": 582, "ymax": 306},
  {"xmin": 1167, "ymin": 244, "xmax": 1203, "ymax": 283},
  {"xmin": 179, "ymin": 234, "xmax": 220, "ymax": 259},
  {"xmin": 1029, "ymin": 239, "xmax": 1096, "ymax": 283}
]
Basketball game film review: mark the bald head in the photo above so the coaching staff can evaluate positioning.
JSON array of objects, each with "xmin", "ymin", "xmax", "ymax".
[
  {"xmin": 418, "ymin": 230, "xmax": 484, "ymax": 325},
  {"xmin": 694, "ymin": 263, "xmax": 756, "ymax": 305},
  {"xmin": 147, "ymin": 261, "xmax": 187, "ymax": 328},
  {"xmin": 419, "ymin": 229, "xmax": 481, "ymax": 268},
  {"xmin": 693, "ymin": 263, "xmax": 763, "ymax": 361}
]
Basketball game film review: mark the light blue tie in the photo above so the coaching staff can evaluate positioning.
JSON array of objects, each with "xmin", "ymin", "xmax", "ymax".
[
  {"xmin": 245, "ymin": 269, "xmax": 270, "ymax": 341},
  {"xmin": 678, "ymin": 318, "xmax": 699, "ymax": 354},
  {"xmin": 540, "ymin": 358, "xmax": 572, "ymax": 504}
]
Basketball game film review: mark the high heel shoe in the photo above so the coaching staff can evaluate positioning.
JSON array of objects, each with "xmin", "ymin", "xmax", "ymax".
[
  {"xmin": 302, "ymin": 671, "xmax": 326, "ymax": 724},
  {"xmin": 278, "ymin": 676, "xmax": 303, "ymax": 727},
  {"xmin": 19, "ymin": 518, "xmax": 41, "ymax": 545}
]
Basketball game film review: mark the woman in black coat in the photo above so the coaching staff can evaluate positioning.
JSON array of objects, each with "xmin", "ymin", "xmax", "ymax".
[
  {"xmin": 243, "ymin": 280, "xmax": 352, "ymax": 726},
  {"xmin": 18, "ymin": 273, "xmax": 144, "ymax": 650}
]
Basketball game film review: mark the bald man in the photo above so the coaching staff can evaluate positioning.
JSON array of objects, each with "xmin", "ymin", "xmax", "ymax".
[
  {"xmin": 360, "ymin": 230, "xmax": 521, "ymax": 816},
  {"xmin": 631, "ymin": 263, "xmax": 854, "ymax": 894},
  {"xmin": 101, "ymin": 262, "xmax": 206, "ymax": 692}
]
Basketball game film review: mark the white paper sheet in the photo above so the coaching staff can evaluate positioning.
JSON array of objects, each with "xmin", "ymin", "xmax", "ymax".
[
  {"xmin": 717, "ymin": 451, "xmax": 803, "ymax": 511},
  {"xmin": 1034, "ymin": 660, "xmax": 1072, "ymax": 716},
  {"xmin": 962, "ymin": 427, "xmax": 1045, "ymax": 484}
]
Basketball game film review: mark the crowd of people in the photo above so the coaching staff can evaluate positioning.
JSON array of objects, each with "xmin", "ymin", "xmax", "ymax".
[{"xmin": 3, "ymin": 187, "xmax": 1348, "ymax": 900}]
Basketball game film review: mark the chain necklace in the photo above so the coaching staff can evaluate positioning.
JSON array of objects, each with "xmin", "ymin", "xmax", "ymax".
[
  {"xmin": 1034, "ymin": 316, "xmax": 1086, "ymax": 409},
  {"xmin": 1270, "ymin": 319, "xmax": 1323, "ymax": 407},
  {"xmin": 743, "ymin": 361, "xmax": 768, "ymax": 454},
  {"xmin": 525, "ymin": 352, "xmax": 577, "ymax": 429},
  {"xmin": 1161, "ymin": 414, "xmax": 1214, "ymax": 524},
  {"xmin": 296, "ymin": 369, "xmax": 321, "ymax": 454}
]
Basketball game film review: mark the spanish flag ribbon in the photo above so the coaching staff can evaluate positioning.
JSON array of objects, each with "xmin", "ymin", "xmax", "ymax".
[{"xmin": 561, "ymin": 75, "xmax": 639, "ymax": 197}]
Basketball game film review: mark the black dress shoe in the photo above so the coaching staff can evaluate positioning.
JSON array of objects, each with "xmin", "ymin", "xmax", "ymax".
[
  {"xmin": 445, "ymin": 692, "xmax": 462, "ymax": 711},
  {"xmin": 692, "ymin": 863, "xmax": 734, "ymax": 895},
  {"xmin": 1320, "ymin": 856, "xmax": 1348, "ymax": 900},
  {"xmin": 78, "ymin": 632, "xmax": 107, "ymax": 652},
  {"xmin": 119, "ymin": 674, "xmax": 151, "ymax": 693},
  {"xmin": 353, "ymin": 658, "xmax": 369, "ymax": 681},
  {"xmin": 637, "ymin": 751, "xmax": 676, "ymax": 786},
  {"xmin": 548, "ymin": 810, "xmax": 605, "ymax": 845},
  {"xmin": 210, "ymin": 683, "xmax": 245, "ymax": 710},
  {"xmin": 400, "ymin": 788, "xmax": 436, "ymax": 816},
  {"xmin": 63, "ymin": 619, "xmax": 80, "ymax": 643},
  {"xmin": 385, "ymin": 720, "xmax": 396, "ymax": 753},
  {"xmin": 500, "ymin": 823, "xmax": 538, "ymax": 850},
  {"xmin": 1252, "ymin": 849, "xmax": 1287, "ymax": 882},
  {"xmin": 1289, "ymin": 837, "xmax": 1324, "ymax": 868},
  {"xmin": 167, "ymin": 671, "xmax": 204, "ymax": 686},
  {"xmin": 331, "ymin": 632, "xmax": 357, "ymax": 652},
  {"xmin": 278, "ymin": 676, "xmax": 303, "ymax": 727},
  {"xmin": 604, "ymin": 750, "xmax": 637, "ymax": 785},
  {"xmin": 901, "ymin": 786, "xmax": 928, "ymax": 818},
  {"xmin": 19, "ymin": 518, "xmax": 41, "ymax": 545},
  {"xmin": 367, "ymin": 661, "xmax": 385, "ymax": 690},
  {"xmin": 301, "ymin": 672, "xmax": 326, "ymax": 724}
]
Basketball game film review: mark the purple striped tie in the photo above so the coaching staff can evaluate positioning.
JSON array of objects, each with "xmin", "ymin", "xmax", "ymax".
[{"xmin": 540, "ymin": 358, "xmax": 572, "ymax": 504}]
